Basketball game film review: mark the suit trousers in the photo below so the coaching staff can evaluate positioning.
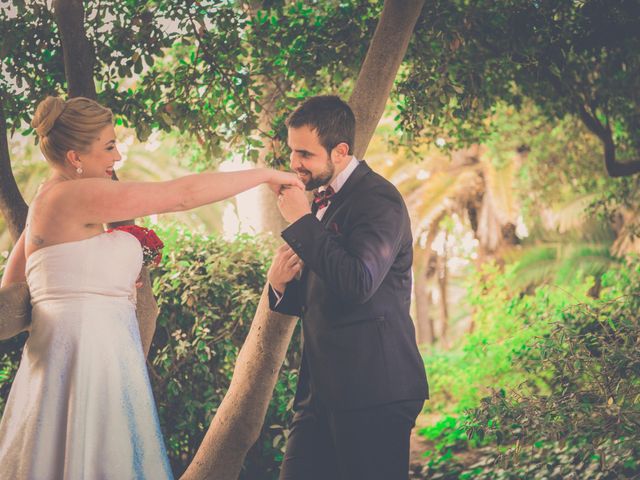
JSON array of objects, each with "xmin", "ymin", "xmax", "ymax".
[{"xmin": 279, "ymin": 399, "xmax": 423, "ymax": 480}]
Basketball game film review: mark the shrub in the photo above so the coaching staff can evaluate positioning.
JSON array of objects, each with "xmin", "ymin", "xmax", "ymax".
[
  {"xmin": 465, "ymin": 259, "xmax": 640, "ymax": 473},
  {"xmin": 417, "ymin": 259, "xmax": 640, "ymax": 478},
  {"xmin": 412, "ymin": 437, "xmax": 639, "ymax": 479},
  {"xmin": 424, "ymin": 261, "xmax": 594, "ymax": 415},
  {"xmin": 148, "ymin": 225, "xmax": 299, "ymax": 479}
]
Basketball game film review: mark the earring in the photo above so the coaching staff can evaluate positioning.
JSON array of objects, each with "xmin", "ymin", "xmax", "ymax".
[{"xmin": 76, "ymin": 167, "xmax": 83, "ymax": 175}]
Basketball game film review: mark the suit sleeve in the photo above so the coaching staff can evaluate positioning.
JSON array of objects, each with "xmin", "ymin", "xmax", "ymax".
[
  {"xmin": 281, "ymin": 186, "xmax": 406, "ymax": 305},
  {"xmin": 268, "ymin": 279, "xmax": 303, "ymax": 316}
]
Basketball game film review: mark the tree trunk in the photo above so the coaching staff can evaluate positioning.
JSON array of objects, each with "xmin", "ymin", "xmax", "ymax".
[
  {"xmin": 52, "ymin": 0, "xmax": 159, "ymax": 354},
  {"xmin": 254, "ymin": 85, "xmax": 289, "ymax": 235},
  {"xmin": 349, "ymin": 0, "xmax": 425, "ymax": 158},
  {"xmin": 0, "ymin": 106, "xmax": 28, "ymax": 242},
  {"xmin": 414, "ymin": 248, "xmax": 436, "ymax": 346},
  {"xmin": 239, "ymin": 2, "xmax": 291, "ymax": 236},
  {"xmin": 257, "ymin": 183, "xmax": 289, "ymax": 234},
  {"xmin": 413, "ymin": 213, "xmax": 444, "ymax": 346},
  {"xmin": 52, "ymin": 0, "xmax": 96, "ymax": 99},
  {"xmin": 436, "ymin": 234, "xmax": 449, "ymax": 347},
  {"xmin": 180, "ymin": 286, "xmax": 297, "ymax": 480},
  {"xmin": 135, "ymin": 266, "xmax": 158, "ymax": 357}
]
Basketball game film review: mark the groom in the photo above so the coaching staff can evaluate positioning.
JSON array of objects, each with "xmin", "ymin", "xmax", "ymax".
[{"xmin": 268, "ymin": 95, "xmax": 428, "ymax": 480}]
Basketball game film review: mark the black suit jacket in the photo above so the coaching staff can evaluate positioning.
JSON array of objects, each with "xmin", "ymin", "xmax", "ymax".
[{"xmin": 270, "ymin": 161, "xmax": 428, "ymax": 410}]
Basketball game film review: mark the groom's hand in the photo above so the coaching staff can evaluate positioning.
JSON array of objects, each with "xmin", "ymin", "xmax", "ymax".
[
  {"xmin": 268, "ymin": 244, "xmax": 303, "ymax": 294},
  {"xmin": 277, "ymin": 186, "xmax": 311, "ymax": 223}
]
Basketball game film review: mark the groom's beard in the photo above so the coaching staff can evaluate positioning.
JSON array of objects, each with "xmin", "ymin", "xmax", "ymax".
[{"xmin": 298, "ymin": 160, "xmax": 335, "ymax": 191}]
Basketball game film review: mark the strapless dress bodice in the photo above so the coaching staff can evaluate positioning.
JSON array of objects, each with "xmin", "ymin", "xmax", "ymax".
[{"xmin": 25, "ymin": 230, "xmax": 143, "ymax": 306}]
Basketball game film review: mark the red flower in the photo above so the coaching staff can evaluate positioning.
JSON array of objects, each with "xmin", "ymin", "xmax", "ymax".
[{"xmin": 107, "ymin": 225, "xmax": 164, "ymax": 266}]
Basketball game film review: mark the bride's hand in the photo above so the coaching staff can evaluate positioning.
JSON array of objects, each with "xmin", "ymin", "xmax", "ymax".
[{"xmin": 266, "ymin": 169, "xmax": 304, "ymax": 194}]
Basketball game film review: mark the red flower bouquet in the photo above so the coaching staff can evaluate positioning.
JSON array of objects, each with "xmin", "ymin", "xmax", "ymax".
[{"xmin": 107, "ymin": 225, "xmax": 164, "ymax": 266}]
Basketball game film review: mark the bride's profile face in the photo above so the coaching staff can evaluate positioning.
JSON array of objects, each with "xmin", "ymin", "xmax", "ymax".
[{"xmin": 73, "ymin": 125, "xmax": 122, "ymax": 179}]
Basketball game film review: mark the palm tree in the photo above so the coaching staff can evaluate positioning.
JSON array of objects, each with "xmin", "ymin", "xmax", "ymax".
[
  {"xmin": 368, "ymin": 125, "xmax": 523, "ymax": 346},
  {"xmin": 505, "ymin": 194, "xmax": 618, "ymax": 294}
]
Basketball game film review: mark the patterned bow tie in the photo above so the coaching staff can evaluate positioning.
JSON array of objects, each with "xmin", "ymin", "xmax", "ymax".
[{"xmin": 313, "ymin": 186, "xmax": 336, "ymax": 210}]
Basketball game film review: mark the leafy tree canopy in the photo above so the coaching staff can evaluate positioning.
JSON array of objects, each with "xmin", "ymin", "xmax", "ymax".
[
  {"xmin": 1, "ymin": 0, "xmax": 382, "ymax": 165},
  {"xmin": 397, "ymin": 0, "xmax": 640, "ymax": 177}
]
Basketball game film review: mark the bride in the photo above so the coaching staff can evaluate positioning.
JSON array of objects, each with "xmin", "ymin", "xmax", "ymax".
[{"xmin": 0, "ymin": 96, "xmax": 302, "ymax": 479}]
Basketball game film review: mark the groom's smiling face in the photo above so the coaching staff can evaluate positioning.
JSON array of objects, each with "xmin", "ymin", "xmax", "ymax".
[{"xmin": 287, "ymin": 125, "xmax": 335, "ymax": 191}]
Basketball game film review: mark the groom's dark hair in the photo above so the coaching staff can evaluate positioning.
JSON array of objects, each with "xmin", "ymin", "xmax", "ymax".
[{"xmin": 286, "ymin": 95, "xmax": 355, "ymax": 156}]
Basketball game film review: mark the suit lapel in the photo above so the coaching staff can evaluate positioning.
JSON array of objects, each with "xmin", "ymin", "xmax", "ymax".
[
  {"xmin": 320, "ymin": 160, "xmax": 371, "ymax": 225},
  {"xmin": 300, "ymin": 160, "xmax": 371, "ymax": 289},
  {"xmin": 300, "ymin": 161, "xmax": 371, "ymax": 288}
]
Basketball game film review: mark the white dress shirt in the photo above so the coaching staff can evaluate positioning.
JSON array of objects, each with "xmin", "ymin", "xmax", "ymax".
[{"xmin": 315, "ymin": 155, "xmax": 360, "ymax": 220}]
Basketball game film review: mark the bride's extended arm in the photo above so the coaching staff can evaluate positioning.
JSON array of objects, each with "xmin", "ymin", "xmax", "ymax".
[{"xmin": 51, "ymin": 168, "xmax": 302, "ymax": 226}]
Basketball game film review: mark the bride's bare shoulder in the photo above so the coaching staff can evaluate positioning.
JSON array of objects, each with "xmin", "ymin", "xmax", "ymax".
[
  {"xmin": 32, "ymin": 178, "xmax": 106, "ymax": 209},
  {"xmin": 27, "ymin": 180, "xmax": 83, "ymax": 234}
]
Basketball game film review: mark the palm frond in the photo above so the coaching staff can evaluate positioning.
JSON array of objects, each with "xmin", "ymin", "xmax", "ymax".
[
  {"xmin": 555, "ymin": 245, "xmax": 616, "ymax": 284},
  {"xmin": 542, "ymin": 194, "xmax": 598, "ymax": 233}
]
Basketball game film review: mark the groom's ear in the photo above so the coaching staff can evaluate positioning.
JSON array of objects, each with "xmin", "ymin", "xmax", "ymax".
[{"xmin": 331, "ymin": 142, "xmax": 350, "ymax": 163}]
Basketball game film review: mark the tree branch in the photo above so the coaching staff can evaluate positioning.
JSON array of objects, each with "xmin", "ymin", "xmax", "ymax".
[
  {"xmin": 577, "ymin": 103, "xmax": 640, "ymax": 178},
  {"xmin": 0, "ymin": 283, "xmax": 30, "ymax": 340},
  {"xmin": 53, "ymin": 0, "xmax": 97, "ymax": 99},
  {"xmin": 0, "ymin": 105, "xmax": 28, "ymax": 241},
  {"xmin": 349, "ymin": 0, "xmax": 425, "ymax": 159},
  {"xmin": 540, "ymin": 64, "xmax": 640, "ymax": 179}
]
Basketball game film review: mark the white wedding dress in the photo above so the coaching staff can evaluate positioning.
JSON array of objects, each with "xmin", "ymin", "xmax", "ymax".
[{"xmin": 0, "ymin": 230, "xmax": 174, "ymax": 479}]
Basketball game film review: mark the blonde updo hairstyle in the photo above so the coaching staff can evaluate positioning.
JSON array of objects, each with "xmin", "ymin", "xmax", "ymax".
[{"xmin": 31, "ymin": 96, "xmax": 113, "ymax": 167}]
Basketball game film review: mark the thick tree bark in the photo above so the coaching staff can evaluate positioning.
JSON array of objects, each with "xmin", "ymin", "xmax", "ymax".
[
  {"xmin": 180, "ymin": 286, "xmax": 297, "ymax": 480},
  {"xmin": 245, "ymin": 2, "xmax": 291, "ymax": 235},
  {"xmin": 135, "ymin": 266, "xmax": 158, "ymax": 357},
  {"xmin": 255, "ymin": 84, "xmax": 289, "ymax": 235},
  {"xmin": 0, "ymin": 107, "xmax": 28, "ymax": 242},
  {"xmin": 52, "ymin": 0, "xmax": 97, "ymax": 99},
  {"xmin": 349, "ymin": 0, "xmax": 425, "ymax": 158},
  {"xmin": 180, "ymin": 1, "xmax": 428, "ymax": 473}
]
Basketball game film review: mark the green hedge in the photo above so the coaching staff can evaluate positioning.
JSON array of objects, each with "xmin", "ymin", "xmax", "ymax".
[
  {"xmin": 0, "ymin": 227, "xmax": 299, "ymax": 479},
  {"xmin": 149, "ymin": 226, "xmax": 299, "ymax": 478},
  {"xmin": 423, "ymin": 261, "xmax": 593, "ymax": 416},
  {"xmin": 416, "ymin": 260, "xmax": 640, "ymax": 479}
]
